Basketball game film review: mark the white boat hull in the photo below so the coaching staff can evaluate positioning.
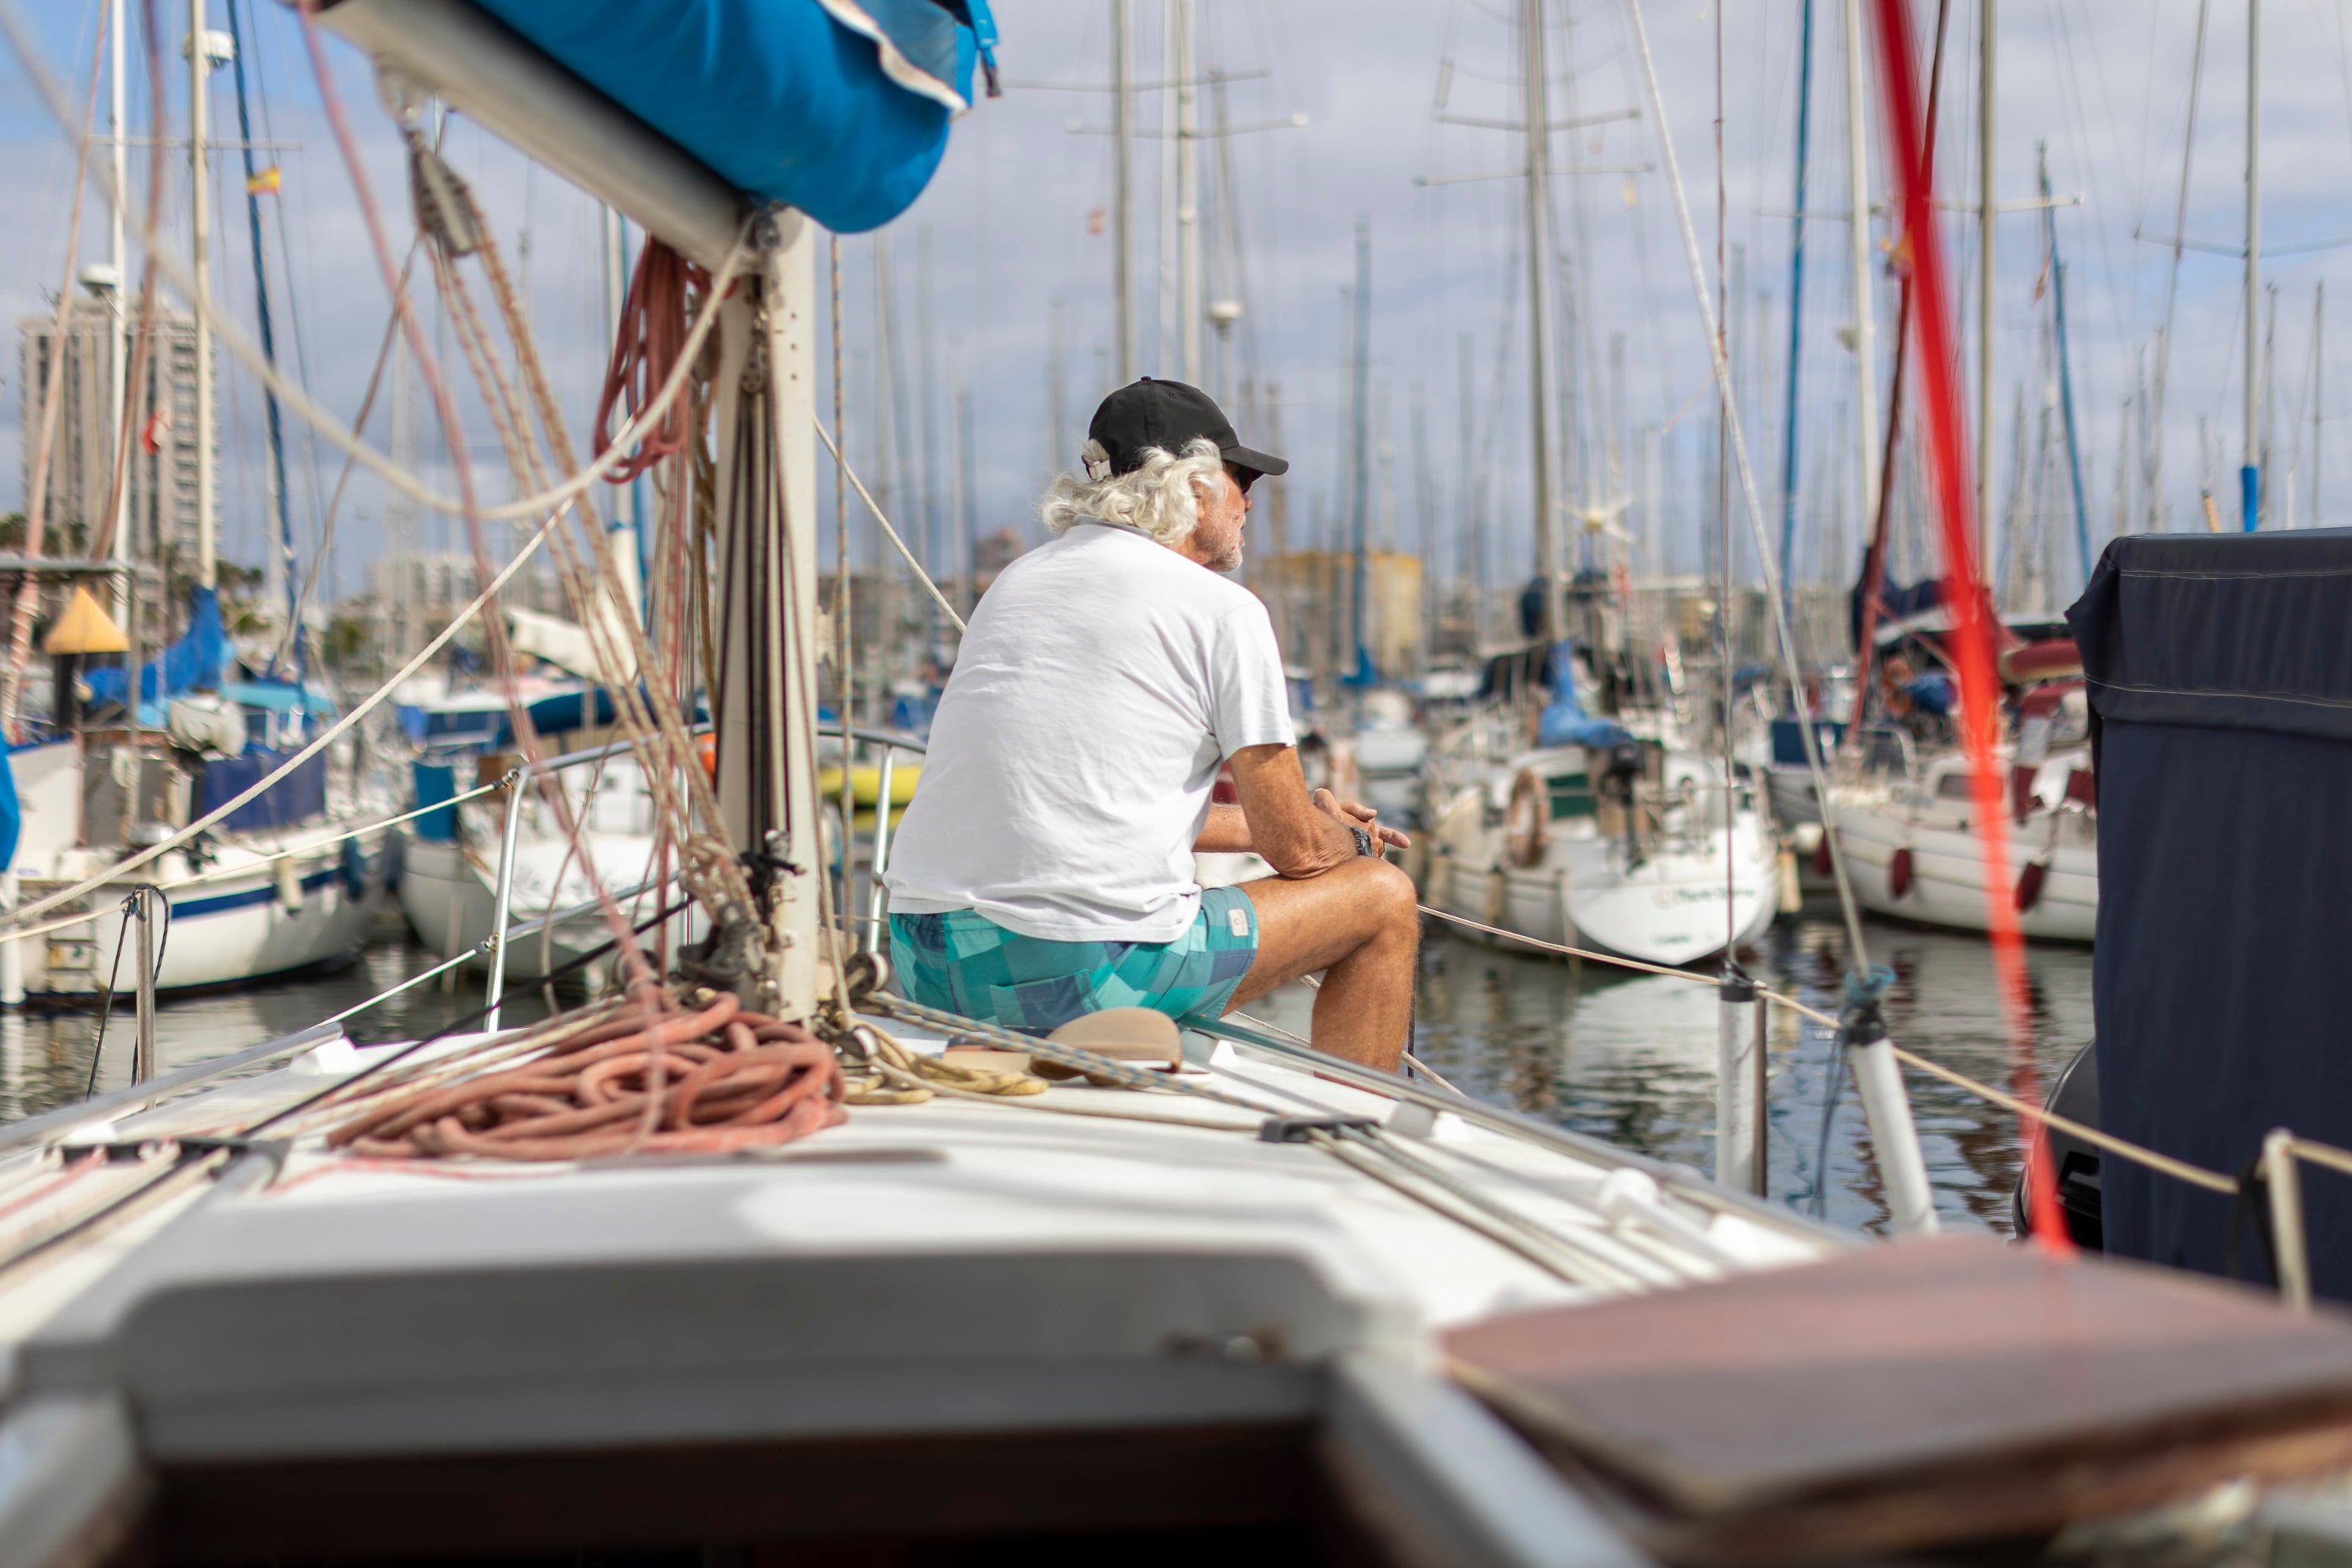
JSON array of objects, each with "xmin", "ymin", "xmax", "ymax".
[
  {"xmin": 1833, "ymin": 798, "xmax": 2098, "ymax": 943},
  {"xmin": 1419, "ymin": 746, "xmax": 1781, "ymax": 968},
  {"xmin": 19, "ymin": 832, "xmax": 388, "ymax": 998},
  {"xmin": 399, "ymin": 831, "xmax": 703, "ymax": 990}
]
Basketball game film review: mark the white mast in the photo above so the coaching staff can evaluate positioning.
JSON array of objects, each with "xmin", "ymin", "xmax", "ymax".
[
  {"xmin": 1111, "ymin": 0, "xmax": 1134, "ymax": 383},
  {"xmin": 108, "ymin": 0, "xmax": 128, "ymax": 614},
  {"xmin": 190, "ymin": 0, "xmax": 217, "ymax": 591},
  {"xmin": 1174, "ymin": 0, "xmax": 1201, "ymax": 386},
  {"xmin": 1844, "ymin": 0, "xmax": 1881, "ymax": 529},
  {"xmin": 1976, "ymin": 0, "xmax": 1994, "ymax": 564},
  {"xmin": 2243, "ymin": 0, "xmax": 2261, "ymax": 529},
  {"xmin": 1523, "ymin": 0, "xmax": 1561, "ymax": 638}
]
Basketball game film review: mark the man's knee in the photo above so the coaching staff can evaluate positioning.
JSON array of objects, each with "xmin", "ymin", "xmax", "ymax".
[{"xmin": 1357, "ymin": 857, "xmax": 1418, "ymax": 938}]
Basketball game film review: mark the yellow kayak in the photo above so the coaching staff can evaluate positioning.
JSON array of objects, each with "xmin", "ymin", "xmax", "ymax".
[{"xmin": 817, "ymin": 762, "xmax": 921, "ymax": 806}]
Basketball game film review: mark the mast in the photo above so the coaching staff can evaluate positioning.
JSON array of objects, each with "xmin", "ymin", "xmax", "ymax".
[
  {"xmin": 2316, "ymin": 282, "xmax": 2325, "ymax": 527},
  {"xmin": 1174, "ymin": 0, "xmax": 1200, "ymax": 385},
  {"xmin": 190, "ymin": 0, "xmax": 217, "ymax": 592},
  {"xmin": 1349, "ymin": 215, "xmax": 1371, "ymax": 680},
  {"xmin": 225, "ymin": 0, "xmax": 296, "ymax": 662},
  {"xmin": 1111, "ymin": 0, "xmax": 1134, "ymax": 384},
  {"xmin": 2039, "ymin": 144, "xmax": 2091, "ymax": 585},
  {"xmin": 108, "ymin": 0, "xmax": 128, "ymax": 617},
  {"xmin": 1975, "ymin": 0, "xmax": 1994, "ymax": 565},
  {"xmin": 2242, "ymin": 0, "xmax": 2261, "ymax": 529},
  {"xmin": 1844, "ymin": 0, "xmax": 1882, "ymax": 539},
  {"xmin": 1522, "ymin": 0, "xmax": 1561, "ymax": 639},
  {"xmin": 1776, "ymin": 0, "xmax": 1815, "ymax": 599}
]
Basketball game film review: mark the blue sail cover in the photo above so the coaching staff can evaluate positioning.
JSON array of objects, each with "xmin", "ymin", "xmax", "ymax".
[
  {"xmin": 81, "ymin": 585, "xmax": 231, "ymax": 709},
  {"xmin": 471, "ymin": 0, "xmax": 998, "ymax": 234}
]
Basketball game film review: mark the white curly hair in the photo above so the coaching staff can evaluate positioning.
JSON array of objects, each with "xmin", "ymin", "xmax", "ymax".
[{"xmin": 1037, "ymin": 436, "xmax": 1228, "ymax": 547}]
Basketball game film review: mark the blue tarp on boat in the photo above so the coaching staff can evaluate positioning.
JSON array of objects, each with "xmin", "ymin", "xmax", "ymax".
[
  {"xmin": 471, "ymin": 0, "xmax": 998, "ymax": 233},
  {"xmin": 200, "ymin": 746, "xmax": 328, "ymax": 833},
  {"xmin": 2071, "ymin": 528, "xmax": 2352, "ymax": 1301},
  {"xmin": 1536, "ymin": 644, "xmax": 1632, "ymax": 751},
  {"xmin": 82, "ymin": 586, "xmax": 231, "ymax": 708}
]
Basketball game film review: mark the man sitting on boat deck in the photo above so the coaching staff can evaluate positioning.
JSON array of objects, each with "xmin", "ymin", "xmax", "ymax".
[{"xmin": 882, "ymin": 379, "xmax": 1418, "ymax": 1070}]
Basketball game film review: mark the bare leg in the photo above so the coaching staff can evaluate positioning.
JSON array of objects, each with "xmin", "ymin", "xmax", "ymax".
[{"xmin": 1228, "ymin": 858, "xmax": 1419, "ymax": 1070}]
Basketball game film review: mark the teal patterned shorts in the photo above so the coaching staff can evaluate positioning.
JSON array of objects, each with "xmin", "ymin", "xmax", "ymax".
[{"xmin": 888, "ymin": 886, "xmax": 1259, "ymax": 1035}]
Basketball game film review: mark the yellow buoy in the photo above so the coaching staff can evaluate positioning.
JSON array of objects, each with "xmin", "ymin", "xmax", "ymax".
[
  {"xmin": 42, "ymin": 586, "xmax": 129, "ymax": 655},
  {"xmin": 816, "ymin": 762, "xmax": 921, "ymax": 806}
]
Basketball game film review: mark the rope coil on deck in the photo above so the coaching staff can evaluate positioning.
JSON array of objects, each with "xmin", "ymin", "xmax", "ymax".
[{"xmin": 327, "ymin": 992, "xmax": 846, "ymax": 1161}]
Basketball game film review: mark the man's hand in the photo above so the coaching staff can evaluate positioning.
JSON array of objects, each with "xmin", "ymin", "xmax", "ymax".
[
  {"xmin": 1228, "ymin": 743, "xmax": 1360, "ymax": 877},
  {"xmin": 1311, "ymin": 789, "xmax": 1410, "ymax": 851}
]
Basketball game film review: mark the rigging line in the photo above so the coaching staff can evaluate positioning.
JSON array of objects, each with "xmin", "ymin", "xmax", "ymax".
[
  {"xmin": 270, "ymin": 234, "xmax": 427, "ymax": 674},
  {"xmin": 814, "ymin": 418, "xmax": 970, "ymax": 634},
  {"xmin": 1621, "ymin": 0, "xmax": 1872, "ymax": 969},
  {"xmin": 1753, "ymin": 976, "xmax": 2234, "ymax": 1196},
  {"xmin": 0, "ymin": 0, "xmax": 752, "ymax": 529},
  {"xmin": 0, "ymin": 3, "xmax": 108, "ymax": 737},
  {"xmin": 0, "ymin": 511, "xmax": 565, "ymax": 939}
]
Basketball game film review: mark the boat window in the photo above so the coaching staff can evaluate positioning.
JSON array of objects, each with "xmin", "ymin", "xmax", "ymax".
[{"xmin": 1546, "ymin": 771, "xmax": 1596, "ymax": 819}]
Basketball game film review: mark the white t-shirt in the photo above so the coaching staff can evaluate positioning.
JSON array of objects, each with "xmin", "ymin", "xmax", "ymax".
[{"xmin": 884, "ymin": 521, "xmax": 1295, "ymax": 942}]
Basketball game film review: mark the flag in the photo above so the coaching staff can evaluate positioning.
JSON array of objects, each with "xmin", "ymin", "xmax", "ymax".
[
  {"xmin": 246, "ymin": 166, "xmax": 281, "ymax": 195},
  {"xmin": 141, "ymin": 408, "xmax": 171, "ymax": 454}
]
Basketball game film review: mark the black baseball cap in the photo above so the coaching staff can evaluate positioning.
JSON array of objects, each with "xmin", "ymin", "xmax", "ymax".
[{"xmin": 1087, "ymin": 378, "xmax": 1288, "ymax": 479}]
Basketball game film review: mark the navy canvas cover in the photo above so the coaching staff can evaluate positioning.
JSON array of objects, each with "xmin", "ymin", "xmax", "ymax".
[
  {"xmin": 200, "ymin": 748, "xmax": 328, "ymax": 834},
  {"xmin": 2069, "ymin": 529, "xmax": 2352, "ymax": 1298}
]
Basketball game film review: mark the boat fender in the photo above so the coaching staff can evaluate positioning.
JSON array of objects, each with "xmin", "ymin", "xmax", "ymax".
[
  {"xmin": 1812, "ymin": 834, "xmax": 1835, "ymax": 878},
  {"xmin": 2014, "ymin": 859, "xmax": 2049, "ymax": 913},
  {"xmin": 274, "ymin": 853, "xmax": 303, "ymax": 913},
  {"xmin": 1888, "ymin": 845, "xmax": 1914, "ymax": 899},
  {"xmin": 341, "ymin": 835, "xmax": 368, "ymax": 900},
  {"xmin": 1505, "ymin": 767, "xmax": 1549, "ymax": 869}
]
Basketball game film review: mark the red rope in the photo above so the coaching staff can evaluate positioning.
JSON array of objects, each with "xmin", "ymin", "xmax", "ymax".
[
  {"xmin": 1867, "ymin": 0, "xmax": 2071, "ymax": 1252},
  {"xmin": 595, "ymin": 240, "xmax": 712, "ymax": 483}
]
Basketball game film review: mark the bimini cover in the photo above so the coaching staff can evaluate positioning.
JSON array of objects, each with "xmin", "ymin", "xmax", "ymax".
[
  {"xmin": 2069, "ymin": 529, "xmax": 2352, "ymax": 1299},
  {"xmin": 470, "ymin": 0, "xmax": 999, "ymax": 234}
]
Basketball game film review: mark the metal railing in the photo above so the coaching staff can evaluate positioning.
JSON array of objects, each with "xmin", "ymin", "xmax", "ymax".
[
  {"xmin": 482, "ymin": 732, "xmax": 706, "ymax": 1031},
  {"xmin": 817, "ymin": 723, "xmax": 927, "ymax": 955}
]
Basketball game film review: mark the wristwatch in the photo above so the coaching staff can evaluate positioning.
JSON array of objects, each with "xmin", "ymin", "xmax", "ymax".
[{"xmin": 1350, "ymin": 825, "xmax": 1377, "ymax": 858}]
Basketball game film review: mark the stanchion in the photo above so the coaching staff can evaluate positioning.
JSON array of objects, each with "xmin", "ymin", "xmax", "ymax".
[
  {"xmin": 2265, "ymin": 1130, "xmax": 2313, "ymax": 1312},
  {"xmin": 862, "ymin": 747, "xmax": 897, "ymax": 954},
  {"xmin": 1840, "ymin": 973, "xmax": 1938, "ymax": 1233},
  {"xmin": 0, "ymin": 871, "xmax": 21, "ymax": 1007},
  {"xmin": 1715, "ymin": 966, "xmax": 1764, "ymax": 1194},
  {"xmin": 483, "ymin": 767, "xmax": 529, "ymax": 1032},
  {"xmin": 132, "ymin": 886, "xmax": 157, "ymax": 1084}
]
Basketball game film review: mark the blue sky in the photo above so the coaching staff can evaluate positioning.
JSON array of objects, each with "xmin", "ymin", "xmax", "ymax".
[{"xmin": 6, "ymin": 0, "xmax": 2352, "ymax": 611}]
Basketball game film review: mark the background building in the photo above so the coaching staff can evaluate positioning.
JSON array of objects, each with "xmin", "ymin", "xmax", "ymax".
[{"xmin": 16, "ymin": 273, "xmax": 206, "ymax": 577}]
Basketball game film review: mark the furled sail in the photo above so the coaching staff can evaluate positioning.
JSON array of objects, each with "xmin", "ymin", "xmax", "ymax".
[{"xmin": 465, "ymin": 0, "xmax": 999, "ymax": 232}]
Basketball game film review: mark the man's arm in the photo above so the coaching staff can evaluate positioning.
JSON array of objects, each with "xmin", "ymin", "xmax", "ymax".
[
  {"xmin": 1224, "ymin": 743, "xmax": 1408, "ymax": 877},
  {"xmin": 1194, "ymin": 803, "xmax": 1253, "ymax": 853}
]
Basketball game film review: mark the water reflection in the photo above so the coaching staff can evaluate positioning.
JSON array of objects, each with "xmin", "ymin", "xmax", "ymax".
[
  {"xmin": 1253, "ymin": 913, "xmax": 2093, "ymax": 1236},
  {"xmin": 2, "ymin": 916, "xmax": 2091, "ymax": 1236},
  {"xmin": 0, "ymin": 946, "xmax": 554, "ymax": 1127}
]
